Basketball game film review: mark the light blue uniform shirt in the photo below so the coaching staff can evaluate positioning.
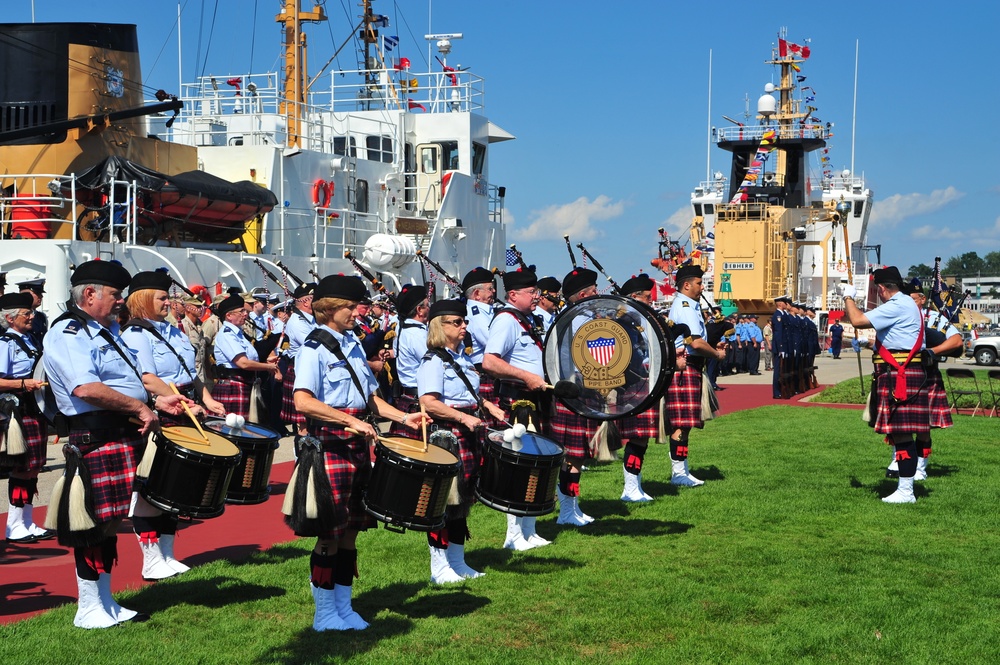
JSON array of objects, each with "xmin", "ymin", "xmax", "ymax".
[
  {"xmin": 293, "ymin": 326, "xmax": 377, "ymax": 410},
  {"xmin": 750, "ymin": 323, "xmax": 764, "ymax": 343},
  {"xmin": 0, "ymin": 330, "xmax": 38, "ymax": 379},
  {"xmin": 271, "ymin": 317, "xmax": 285, "ymax": 336},
  {"xmin": 865, "ymin": 292, "xmax": 925, "ymax": 350},
  {"xmin": 247, "ymin": 310, "xmax": 273, "ymax": 341},
  {"xmin": 213, "ymin": 321, "xmax": 258, "ymax": 368},
  {"xmin": 533, "ymin": 306, "xmax": 556, "ymax": 334},
  {"xmin": 417, "ymin": 347, "xmax": 480, "ymax": 408},
  {"xmin": 122, "ymin": 319, "xmax": 197, "ymax": 386},
  {"xmin": 465, "ymin": 301, "xmax": 494, "ymax": 365},
  {"xmin": 284, "ymin": 310, "xmax": 317, "ymax": 360},
  {"xmin": 667, "ymin": 293, "xmax": 707, "ymax": 353},
  {"xmin": 395, "ymin": 320, "xmax": 428, "ymax": 388},
  {"xmin": 485, "ymin": 307, "xmax": 543, "ymax": 377},
  {"xmin": 43, "ymin": 314, "xmax": 148, "ymax": 416}
]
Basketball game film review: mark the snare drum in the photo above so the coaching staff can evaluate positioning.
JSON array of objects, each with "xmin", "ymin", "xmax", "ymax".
[
  {"xmin": 477, "ymin": 431, "xmax": 564, "ymax": 516},
  {"xmin": 364, "ymin": 437, "xmax": 460, "ymax": 532},
  {"xmin": 203, "ymin": 418, "xmax": 281, "ymax": 505},
  {"xmin": 139, "ymin": 426, "xmax": 241, "ymax": 519}
]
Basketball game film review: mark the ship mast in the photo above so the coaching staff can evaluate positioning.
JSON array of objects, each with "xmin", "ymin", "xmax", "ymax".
[
  {"xmin": 275, "ymin": 0, "xmax": 327, "ymax": 148},
  {"xmin": 765, "ymin": 32, "xmax": 809, "ymax": 183}
]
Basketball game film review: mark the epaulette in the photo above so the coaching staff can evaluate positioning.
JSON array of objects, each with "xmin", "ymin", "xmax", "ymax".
[
  {"xmin": 471, "ymin": 305, "xmax": 480, "ymax": 315},
  {"xmin": 304, "ymin": 339, "xmax": 321, "ymax": 349},
  {"xmin": 682, "ymin": 301, "xmax": 690, "ymax": 308},
  {"xmin": 63, "ymin": 320, "xmax": 83, "ymax": 335}
]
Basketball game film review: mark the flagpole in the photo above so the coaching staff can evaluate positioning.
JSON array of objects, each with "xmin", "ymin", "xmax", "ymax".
[
  {"xmin": 706, "ymin": 49, "xmax": 712, "ymax": 184},
  {"xmin": 851, "ymin": 39, "xmax": 859, "ymax": 176}
]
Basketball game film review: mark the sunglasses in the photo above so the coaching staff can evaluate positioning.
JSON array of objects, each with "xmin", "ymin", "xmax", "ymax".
[{"xmin": 442, "ymin": 318, "xmax": 468, "ymax": 327}]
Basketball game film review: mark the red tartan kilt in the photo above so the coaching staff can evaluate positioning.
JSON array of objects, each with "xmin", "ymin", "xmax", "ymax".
[
  {"xmin": 212, "ymin": 379, "xmax": 250, "ymax": 418},
  {"xmin": 926, "ymin": 368, "xmax": 953, "ymax": 429},
  {"xmin": 2, "ymin": 410, "xmax": 48, "ymax": 472},
  {"xmin": 280, "ymin": 363, "xmax": 305, "ymax": 429},
  {"xmin": 431, "ymin": 414, "xmax": 482, "ymax": 513},
  {"xmin": 665, "ymin": 365, "xmax": 704, "ymax": 430},
  {"xmin": 309, "ymin": 411, "xmax": 376, "ymax": 539},
  {"xmin": 549, "ymin": 401, "xmax": 597, "ymax": 460},
  {"xmin": 72, "ymin": 430, "xmax": 142, "ymax": 523},
  {"xmin": 874, "ymin": 364, "xmax": 930, "ymax": 435},
  {"xmin": 618, "ymin": 405, "xmax": 658, "ymax": 441}
]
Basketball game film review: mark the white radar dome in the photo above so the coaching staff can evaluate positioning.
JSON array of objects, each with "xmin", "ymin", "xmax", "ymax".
[
  {"xmin": 757, "ymin": 94, "xmax": 777, "ymax": 116},
  {"xmin": 764, "ymin": 83, "xmax": 776, "ymax": 93}
]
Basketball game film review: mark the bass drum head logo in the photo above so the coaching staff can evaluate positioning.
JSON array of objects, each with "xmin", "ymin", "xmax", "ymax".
[{"xmin": 570, "ymin": 318, "xmax": 632, "ymax": 397}]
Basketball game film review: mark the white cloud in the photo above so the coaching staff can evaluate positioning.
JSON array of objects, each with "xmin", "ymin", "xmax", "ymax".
[
  {"xmin": 911, "ymin": 224, "xmax": 965, "ymax": 240},
  {"xmin": 870, "ymin": 186, "xmax": 964, "ymax": 228},
  {"xmin": 659, "ymin": 207, "xmax": 692, "ymax": 239},
  {"xmin": 511, "ymin": 195, "xmax": 627, "ymax": 241}
]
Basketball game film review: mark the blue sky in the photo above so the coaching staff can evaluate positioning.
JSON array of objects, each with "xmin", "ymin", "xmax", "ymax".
[{"xmin": 9, "ymin": 0, "xmax": 1000, "ymax": 285}]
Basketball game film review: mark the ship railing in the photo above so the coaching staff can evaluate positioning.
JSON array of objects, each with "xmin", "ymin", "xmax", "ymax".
[
  {"xmin": 312, "ymin": 206, "xmax": 380, "ymax": 261},
  {"xmin": 0, "ymin": 174, "xmax": 78, "ymax": 240},
  {"xmin": 716, "ymin": 201, "xmax": 771, "ymax": 221},
  {"xmin": 693, "ymin": 179, "xmax": 729, "ymax": 197},
  {"xmin": 164, "ymin": 65, "xmax": 483, "ymax": 123},
  {"xmin": 820, "ymin": 175, "xmax": 866, "ymax": 192},
  {"xmin": 715, "ymin": 124, "xmax": 828, "ymax": 143}
]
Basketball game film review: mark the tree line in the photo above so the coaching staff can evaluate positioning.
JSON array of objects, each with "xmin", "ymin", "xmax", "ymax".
[{"xmin": 907, "ymin": 251, "xmax": 1000, "ymax": 280}]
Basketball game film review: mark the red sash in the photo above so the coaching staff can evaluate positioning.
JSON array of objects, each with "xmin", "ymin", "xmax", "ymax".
[{"xmin": 875, "ymin": 306, "xmax": 925, "ymax": 401}]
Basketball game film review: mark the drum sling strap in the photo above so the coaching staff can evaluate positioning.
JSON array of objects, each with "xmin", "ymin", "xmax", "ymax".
[
  {"xmin": 125, "ymin": 318, "xmax": 196, "ymax": 382},
  {"xmin": 423, "ymin": 348, "xmax": 485, "ymax": 416},
  {"xmin": 305, "ymin": 328, "xmax": 373, "ymax": 405},
  {"xmin": 493, "ymin": 308, "xmax": 543, "ymax": 350},
  {"xmin": 0, "ymin": 332, "xmax": 42, "ymax": 416},
  {"xmin": 52, "ymin": 308, "xmax": 148, "ymax": 396}
]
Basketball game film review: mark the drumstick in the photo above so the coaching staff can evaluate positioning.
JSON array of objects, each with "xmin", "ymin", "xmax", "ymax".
[
  {"xmin": 420, "ymin": 402, "xmax": 429, "ymax": 453},
  {"xmin": 344, "ymin": 427, "xmax": 426, "ymax": 453},
  {"xmin": 168, "ymin": 382, "xmax": 210, "ymax": 442}
]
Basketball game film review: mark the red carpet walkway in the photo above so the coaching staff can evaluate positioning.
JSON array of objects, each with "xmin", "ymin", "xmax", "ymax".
[{"xmin": 1, "ymin": 382, "xmax": 835, "ymax": 625}]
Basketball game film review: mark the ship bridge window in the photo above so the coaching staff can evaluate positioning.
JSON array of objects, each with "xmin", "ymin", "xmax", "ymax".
[
  {"xmin": 472, "ymin": 142, "xmax": 486, "ymax": 175},
  {"xmin": 356, "ymin": 179, "xmax": 369, "ymax": 213},
  {"xmin": 420, "ymin": 147, "xmax": 437, "ymax": 173},
  {"xmin": 365, "ymin": 135, "xmax": 393, "ymax": 163},
  {"xmin": 693, "ymin": 204, "xmax": 703, "ymax": 216},
  {"xmin": 704, "ymin": 203, "xmax": 715, "ymax": 215},
  {"xmin": 853, "ymin": 201, "xmax": 864, "ymax": 218},
  {"xmin": 440, "ymin": 141, "xmax": 459, "ymax": 170},
  {"xmin": 334, "ymin": 136, "xmax": 357, "ymax": 158}
]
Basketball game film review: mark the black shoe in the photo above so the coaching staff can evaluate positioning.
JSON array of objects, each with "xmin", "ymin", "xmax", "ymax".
[
  {"xmin": 714, "ymin": 385, "xmax": 726, "ymax": 391},
  {"xmin": 6, "ymin": 533, "xmax": 38, "ymax": 544},
  {"xmin": 885, "ymin": 469, "xmax": 899, "ymax": 479}
]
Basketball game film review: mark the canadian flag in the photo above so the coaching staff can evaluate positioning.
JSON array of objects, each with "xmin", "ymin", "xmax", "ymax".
[{"xmin": 778, "ymin": 39, "xmax": 810, "ymax": 60}]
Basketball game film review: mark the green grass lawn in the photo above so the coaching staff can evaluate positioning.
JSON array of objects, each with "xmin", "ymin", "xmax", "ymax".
[
  {"xmin": 815, "ymin": 365, "xmax": 999, "ymax": 410},
  {"xmin": 4, "ymin": 406, "xmax": 1000, "ymax": 664}
]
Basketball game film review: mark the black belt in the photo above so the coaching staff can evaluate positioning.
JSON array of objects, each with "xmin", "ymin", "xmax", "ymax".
[
  {"xmin": 67, "ymin": 411, "xmax": 135, "ymax": 432},
  {"xmin": 399, "ymin": 386, "xmax": 418, "ymax": 397},
  {"xmin": 215, "ymin": 367, "xmax": 255, "ymax": 382},
  {"xmin": 687, "ymin": 356, "xmax": 706, "ymax": 371},
  {"xmin": 175, "ymin": 383, "xmax": 196, "ymax": 399}
]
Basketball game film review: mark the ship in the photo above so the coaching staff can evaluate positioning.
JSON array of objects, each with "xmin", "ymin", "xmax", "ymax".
[
  {"xmin": 0, "ymin": 0, "xmax": 512, "ymax": 313},
  {"xmin": 687, "ymin": 32, "xmax": 875, "ymax": 319}
]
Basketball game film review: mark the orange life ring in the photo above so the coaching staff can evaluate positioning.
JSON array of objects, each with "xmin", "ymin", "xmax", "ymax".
[{"xmin": 312, "ymin": 179, "xmax": 333, "ymax": 208}]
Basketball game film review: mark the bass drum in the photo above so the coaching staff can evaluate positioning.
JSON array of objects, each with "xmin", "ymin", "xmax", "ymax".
[{"xmin": 543, "ymin": 294, "xmax": 675, "ymax": 421}]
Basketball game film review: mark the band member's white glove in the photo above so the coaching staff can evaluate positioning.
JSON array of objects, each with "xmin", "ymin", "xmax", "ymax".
[{"xmin": 842, "ymin": 285, "xmax": 857, "ymax": 299}]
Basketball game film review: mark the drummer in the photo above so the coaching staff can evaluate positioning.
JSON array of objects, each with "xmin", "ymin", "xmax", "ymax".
[
  {"xmin": 665, "ymin": 264, "xmax": 726, "ymax": 487},
  {"xmin": 42, "ymin": 260, "xmax": 190, "ymax": 629},
  {"xmin": 1, "ymin": 292, "xmax": 52, "ymax": 543},
  {"xmin": 211, "ymin": 293, "xmax": 280, "ymax": 421},
  {"xmin": 121, "ymin": 271, "xmax": 226, "ymax": 578},
  {"xmin": 390, "ymin": 284, "xmax": 429, "ymax": 424},
  {"xmin": 280, "ymin": 282, "xmax": 317, "ymax": 438},
  {"xmin": 482, "ymin": 268, "xmax": 550, "ymax": 551},
  {"xmin": 292, "ymin": 274, "xmax": 429, "ymax": 631},
  {"xmin": 417, "ymin": 299, "xmax": 506, "ymax": 583},
  {"xmin": 616, "ymin": 274, "xmax": 661, "ymax": 503}
]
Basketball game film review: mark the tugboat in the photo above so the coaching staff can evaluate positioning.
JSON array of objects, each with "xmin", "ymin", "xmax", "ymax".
[
  {"xmin": 0, "ymin": 0, "xmax": 513, "ymax": 313},
  {"xmin": 688, "ymin": 32, "xmax": 875, "ymax": 316}
]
